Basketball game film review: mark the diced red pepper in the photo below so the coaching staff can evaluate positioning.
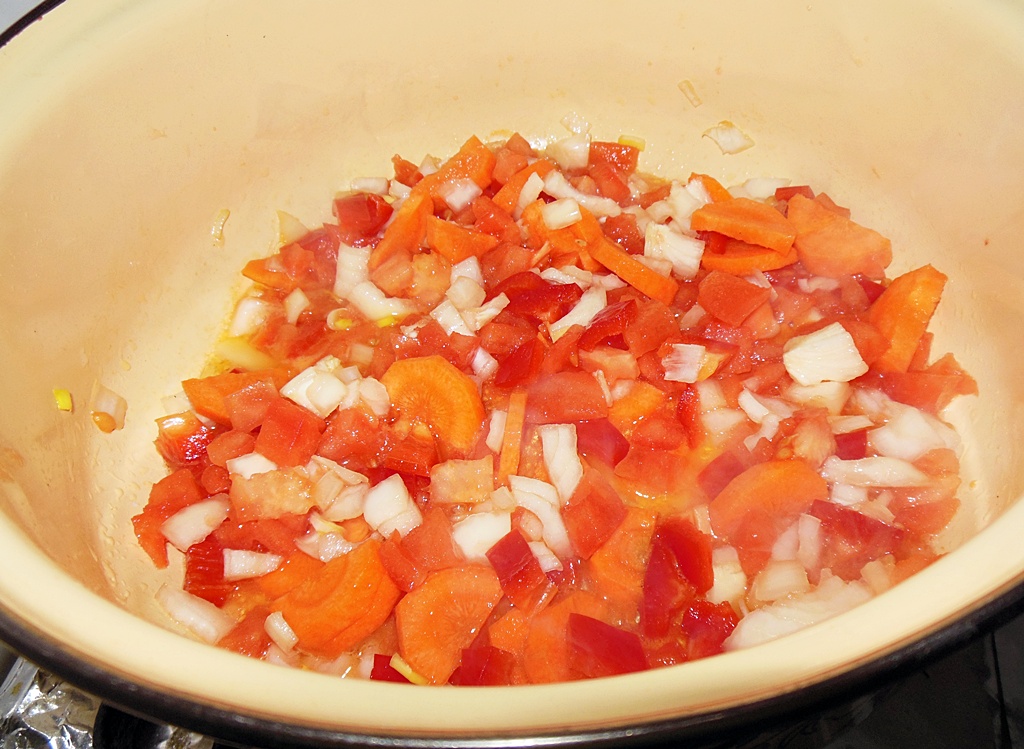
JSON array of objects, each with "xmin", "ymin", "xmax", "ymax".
[{"xmin": 567, "ymin": 614, "xmax": 647, "ymax": 678}]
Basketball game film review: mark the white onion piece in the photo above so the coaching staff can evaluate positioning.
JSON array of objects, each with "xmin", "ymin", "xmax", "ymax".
[
  {"xmin": 545, "ymin": 133, "xmax": 590, "ymax": 170},
  {"xmin": 157, "ymin": 586, "xmax": 235, "ymax": 645},
  {"xmin": 276, "ymin": 210, "xmax": 308, "ymax": 245},
  {"xmin": 89, "ymin": 382, "xmax": 128, "ymax": 432},
  {"xmin": 701, "ymin": 408, "xmax": 748, "ymax": 447},
  {"xmin": 643, "ymin": 222, "xmax": 704, "ymax": 280},
  {"xmin": 538, "ymin": 424, "xmax": 583, "ymax": 503},
  {"xmin": 549, "ymin": 286, "xmax": 607, "ymax": 342},
  {"xmin": 541, "ymin": 197, "xmax": 583, "ymax": 230},
  {"xmin": 706, "ymin": 546, "xmax": 746, "ymax": 607},
  {"xmin": 742, "ymin": 177, "xmax": 790, "ymax": 200},
  {"xmin": 829, "ymin": 414, "xmax": 876, "ymax": 434},
  {"xmin": 223, "ymin": 549, "xmax": 283, "ymax": 581},
  {"xmin": 529, "ymin": 541, "xmax": 563, "ymax": 573},
  {"xmin": 308, "ymin": 456, "xmax": 369, "ymax": 521},
  {"xmin": 215, "ymin": 337, "xmax": 277, "ymax": 372},
  {"xmin": 509, "ymin": 476, "xmax": 572, "ymax": 558},
  {"xmin": 363, "ymin": 474, "xmax": 422, "ymax": 537},
  {"xmin": 471, "ymin": 347, "xmax": 499, "ymax": 381},
  {"xmin": 541, "ymin": 266, "xmax": 589, "ymax": 288},
  {"xmin": 316, "ymin": 533, "xmax": 359, "ymax": 562},
  {"xmin": 264, "ymin": 611, "xmax": 299, "ymax": 652},
  {"xmin": 446, "ymin": 276, "xmax": 486, "ymax": 310},
  {"xmin": 860, "ymin": 558, "xmax": 894, "ymax": 595},
  {"xmin": 696, "ymin": 379, "xmax": 727, "ymax": 411},
  {"xmin": 751, "ymin": 560, "xmax": 810, "ymax": 603},
  {"xmin": 703, "ymin": 121, "xmax": 755, "ymax": 155},
  {"xmin": 560, "ymin": 111, "xmax": 591, "ymax": 135},
  {"xmin": 229, "ymin": 297, "xmax": 273, "ymax": 337},
  {"xmin": 485, "ymin": 410, "xmax": 507, "ymax": 454},
  {"xmin": 349, "ymin": 177, "xmax": 389, "ymax": 195},
  {"xmin": 347, "ymin": 281, "xmax": 414, "ymax": 323},
  {"xmin": 786, "ymin": 381, "xmax": 852, "ymax": 416},
  {"xmin": 868, "ymin": 406, "xmax": 959, "ymax": 462},
  {"xmin": 516, "ymin": 173, "xmax": 546, "ymax": 218},
  {"xmin": 225, "ymin": 452, "xmax": 278, "ymax": 479},
  {"xmin": 463, "ymin": 292, "xmax": 510, "ymax": 331},
  {"xmin": 358, "ymin": 378, "xmax": 390, "ymax": 417},
  {"xmin": 798, "ymin": 276, "xmax": 841, "ymax": 294},
  {"xmin": 438, "ymin": 178, "xmax": 482, "ymax": 213},
  {"xmin": 541, "ymin": 170, "xmax": 622, "ymax": 218},
  {"xmin": 490, "ymin": 486, "xmax": 516, "ymax": 512},
  {"xmin": 725, "ymin": 576, "xmax": 872, "ymax": 650},
  {"xmin": 830, "ymin": 482, "xmax": 869, "ymax": 506},
  {"xmin": 450, "ymin": 256, "xmax": 484, "ymax": 286},
  {"xmin": 771, "ymin": 521, "xmax": 800, "ymax": 561},
  {"xmin": 662, "ymin": 343, "xmax": 706, "ymax": 384},
  {"xmin": 451, "ymin": 512, "xmax": 512, "ymax": 561},
  {"xmin": 430, "ymin": 299, "xmax": 474, "ymax": 337},
  {"xmin": 333, "ymin": 244, "xmax": 371, "ymax": 299},
  {"xmin": 283, "ymin": 288, "xmax": 310, "ymax": 325},
  {"xmin": 677, "ymin": 79, "xmax": 702, "ymax": 107},
  {"xmin": 796, "ymin": 514, "xmax": 822, "ymax": 573},
  {"xmin": 821, "ymin": 456, "xmax": 930, "ymax": 487},
  {"xmin": 783, "ymin": 323, "xmax": 868, "ymax": 386},
  {"xmin": 160, "ymin": 496, "xmax": 231, "ymax": 552},
  {"xmin": 388, "ymin": 181, "xmax": 412, "ymax": 200}
]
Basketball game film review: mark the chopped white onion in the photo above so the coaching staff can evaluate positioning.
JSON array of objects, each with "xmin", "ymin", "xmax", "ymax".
[
  {"xmin": 160, "ymin": 496, "xmax": 231, "ymax": 552},
  {"xmin": 157, "ymin": 586, "xmax": 235, "ymax": 645},
  {"xmin": 662, "ymin": 343, "xmax": 706, "ymax": 384},
  {"xmin": 509, "ymin": 475, "xmax": 572, "ymax": 558},
  {"xmin": 798, "ymin": 276, "xmax": 841, "ymax": 293},
  {"xmin": 264, "ymin": 611, "xmax": 299, "ymax": 652},
  {"xmin": 742, "ymin": 177, "xmax": 790, "ymax": 200},
  {"xmin": 307, "ymin": 456, "xmax": 369, "ymax": 521},
  {"xmin": 703, "ymin": 121, "xmax": 755, "ymax": 155},
  {"xmin": 438, "ymin": 178, "xmax": 483, "ymax": 213},
  {"xmin": 829, "ymin": 414, "xmax": 876, "ymax": 434},
  {"xmin": 389, "ymin": 180, "xmax": 411, "ymax": 200},
  {"xmin": 560, "ymin": 111, "xmax": 591, "ymax": 135},
  {"xmin": 486, "ymin": 410, "xmax": 507, "ymax": 453},
  {"xmin": 463, "ymin": 292, "xmax": 510, "ymax": 331},
  {"xmin": 430, "ymin": 299, "xmax": 474, "ymax": 337},
  {"xmin": 215, "ymin": 337, "xmax": 276, "ymax": 372},
  {"xmin": 450, "ymin": 256, "xmax": 485, "ymax": 286},
  {"xmin": 358, "ymin": 378, "xmax": 390, "ymax": 417},
  {"xmin": 541, "ymin": 171, "xmax": 622, "ymax": 218},
  {"xmin": 223, "ymin": 549, "xmax": 284, "ymax": 581},
  {"xmin": 471, "ymin": 347, "xmax": 499, "ymax": 381},
  {"xmin": 701, "ymin": 408, "xmax": 749, "ymax": 447},
  {"xmin": 446, "ymin": 276, "xmax": 487, "ymax": 310},
  {"xmin": 333, "ymin": 244, "xmax": 371, "ymax": 299},
  {"xmin": 545, "ymin": 133, "xmax": 590, "ymax": 171},
  {"xmin": 316, "ymin": 533, "xmax": 359, "ymax": 563},
  {"xmin": 786, "ymin": 381, "xmax": 852, "ymax": 415},
  {"xmin": 797, "ymin": 514, "xmax": 822, "ymax": 572},
  {"xmin": 820, "ymin": 456, "xmax": 931, "ymax": 487},
  {"xmin": 868, "ymin": 405, "xmax": 960, "ymax": 462},
  {"xmin": 229, "ymin": 297, "xmax": 273, "ymax": 337},
  {"xmin": 643, "ymin": 222, "xmax": 704, "ymax": 280},
  {"xmin": 751, "ymin": 560, "xmax": 810, "ymax": 603},
  {"xmin": 830, "ymin": 482, "xmax": 869, "ymax": 506},
  {"xmin": 347, "ymin": 280, "xmax": 414, "ymax": 323},
  {"xmin": 725, "ymin": 575, "xmax": 872, "ymax": 650},
  {"xmin": 516, "ymin": 173, "xmax": 546, "ymax": 218},
  {"xmin": 540, "ymin": 197, "xmax": 583, "ymax": 230},
  {"xmin": 538, "ymin": 424, "xmax": 583, "ymax": 503},
  {"xmin": 451, "ymin": 511, "xmax": 512, "ymax": 561},
  {"xmin": 283, "ymin": 288, "xmax": 310, "ymax": 325},
  {"xmin": 276, "ymin": 211, "xmax": 308, "ymax": 246},
  {"xmin": 771, "ymin": 522, "xmax": 800, "ymax": 561},
  {"xmin": 349, "ymin": 177, "xmax": 390, "ymax": 195},
  {"xmin": 706, "ymin": 546, "xmax": 747, "ymax": 607},
  {"xmin": 549, "ymin": 286, "xmax": 607, "ymax": 342},
  {"xmin": 677, "ymin": 79, "xmax": 702, "ymax": 107},
  {"xmin": 363, "ymin": 473, "xmax": 422, "ymax": 537},
  {"xmin": 529, "ymin": 541, "xmax": 563, "ymax": 573},
  {"xmin": 225, "ymin": 452, "xmax": 279, "ymax": 479},
  {"xmin": 783, "ymin": 322, "xmax": 868, "ymax": 386},
  {"xmin": 89, "ymin": 381, "xmax": 128, "ymax": 432}
]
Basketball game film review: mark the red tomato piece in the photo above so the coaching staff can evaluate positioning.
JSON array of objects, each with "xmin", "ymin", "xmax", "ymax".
[
  {"xmin": 562, "ymin": 470, "xmax": 628, "ymax": 559},
  {"xmin": 676, "ymin": 384, "xmax": 703, "ymax": 450},
  {"xmin": 681, "ymin": 600, "xmax": 739, "ymax": 659},
  {"xmin": 471, "ymin": 195, "xmax": 521, "ymax": 243},
  {"xmin": 317, "ymin": 408, "xmax": 384, "ymax": 471},
  {"xmin": 601, "ymin": 213, "xmax": 645, "ymax": 255},
  {"xmin": 382, "ymin": 429, "xmax": 439, "ymax": 478},
  {"xmin": 623, "ymin": 299, "xmax": 678, "ymax": 358},
  {"xmin": 454, "ymin": 646, "xmax": 517, "ymax": 686},
  {"xmin": 132, "ymin": 468, "xmax": 207, "ymax": 568},
  {"xmin": 588, "ymin": 141, "xmax": 640, "ymax": 176},
  {"xmin": 380, "ymin": 533, "xmax": 425, "ymax": 593},
  {"xmin": 479, "ymin": 242, "xmax": 535, "ymax": 289},
  {"xmin": 809, "ymin": 500, "xmax": 907, "ymax": 580},
  {"xmin": 370, "ymin": 653, "xmax": 412, "ymax": 683},
  {"xmin": 154, "ymin": 412, "xmax": 220, "ymax": 468},
  {"xmin": 200, "ymin": 464, "xmax": 231, "ymax": 495},
  {"xmin": 573, "ymin": 418, "xmax": 630, "ymax": 468},
  {"xmin": 697, "ymin": 271, "xmax": 772, "ymax": 328},
  {"xmin": 255, "ymin": 398, "xmax": 326, "ymax": 467},
  {"xmin": 697, "ymin": 448, "xmax": 753, "ymax": 501},
  {"xmin": 478, "ymin": 316, "xmax": 537, "ymax": 360},
  {"xmin": 333, "ymin": 192, "xmax": 394, "ymax": 243},
  {"xmin": 218, "ymin": 605, "xmax": 272, "ymax": 658},
  {"xmin": 504, "ymin": 281, "xmax": 584, "ymax": 325},
  {"xmin": 578, "ymin": 299, "xmax": 638, "ymax": 351},
  {"xmin": 401, "ymin": 508, "xmax": 462, "ymax": 574},
  {"xmin": 588, "ymin": 162, "xmax": 631, "ymax": 204},
  {"xmin": 525, "ymin": 372, "xmax": 609, "ymax": 424},
  {"xmin": 567, "ymin": 614, "xmax": 647, "ymax": 678},
  {"xmin": 641, "ymin": 536, "xmax": 697, "ymax": 639},
  {"xmin": 774, "ymin": 185, "xmax": 815, "ymax": 202},
  {"xmin": 486, "ymin": 529, "xmax": 553, "ymax": 613},
  {"xmin": 223, "ymin": 378, "xmax": 279, "ymax": 432},
  {"xmin": 184, "ymin": 536, "xmax": 232, "ymax": 606},
  {"xmin": 205, "ymin": 430, "xmax": 256, "ymax": 468},
  {"xmin": 494, "ymin": 338, "xmax": 545, "ymax": 388}
]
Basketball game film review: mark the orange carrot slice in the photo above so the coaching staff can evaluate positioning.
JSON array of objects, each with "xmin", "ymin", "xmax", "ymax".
[
  {"xmin": 381, "ymin": 355, "xmax": 486, "ymax": 458},
  {"xmin": 587, "ymin": 236, "xmax": 679, "ymax": 305},
  {"xmin": 787, "ymin": 193, "xmax": 892, "ymax": 279},
  {"xmin": 587, "ymin": 507, "xmax": 657, "ymax": 624},
  {"xmin": 413, "ymin": 135, "xmax": 497, "ymax": 200},
  {"xmin": 272, "ymin": 539, "xmax": 400, "ymax": 658},
  {"xmin": 708, "ymin": 459, "xmax": 828, "ymax": 537},
  {"xmin": 688, "ymin": 172, "xmax": 733, "ymax": 203},
  {"xmin": 368, "ymin": 191, "xmax": 432, "ymax": 271},
  {"xmin": 256, "ymin": 551, "xmax": 325, "ymax": 600},
  {"xmin": 181, "ymin": 371, "xmax": 276, "ymax": 426},
  {"xmin": 497, "ymin": 387, "xmax": 528, "ymax": 484},
  {"xmin": 607, "ymin": 380, "xmax": 666, "ymax": 438},
  {"xmin": 521, "ymin": 591, "xmax": 612, "ymax": 683},
  {"xmin": 425, "ymin": 216, "xmax": 499, "ymax": 264},
  {"xmin": 395, "ymin": 565, "xmax": 504, "ymax": 684},
  {"xmin": 493, "ymin": 159, "xmax": 555, "ymax": 215},
  {"xmin": 690, "ymin": 197, "xmax": 796, "ymax": 253},
  {"xmin": 867, "ymin": 265, "xmax": 948, "ymax": 373},
  {"xmin": 701, "ymin": 235, "xmax": 798, "ymax": 275}
]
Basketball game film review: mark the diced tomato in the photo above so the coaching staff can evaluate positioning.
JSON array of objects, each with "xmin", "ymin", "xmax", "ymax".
[
  {"xmin": 478, "ymin": 316, "xmax": 537, "ymax": 360},
  {"xmin": 132, "ymin": 468, "xmax": 208, "ymax": 568},
  {"xmin": 471, "ymin": 195, "xmax": 521, "ymax": 243},
  {"xmin": 578, "ymin": 299, "xmax": 638, "ymax": 351},
  {"xmin": 486, "ymin": 529, "xmax": 553, "ymax": 613},
  {"xmin": 809, "ymin": 500, "xmax": 906, "ymax": 580},
  {"xmin": 574, "ymin": 418, "xmax": 630, "ymax": 468},
  {"xmin": 494, "ymin": 338, "xmax": 545, "ymax": 387},
  {"xmin": 681, "ymin": 600, "xmax": 739, "ymax": 659},
  {"xmin": 382, "ymin": 429, "xmax": 439, "ymax": 478},
  {"xmin": 525, "ymin": 372, "xmax": 609, "ymax": 424},
  {"xmin": 588, "ymin": 141, "xmax": 640, "ymax": 176},
  {"xmin": 623, "ymin": 299, "xmax": 678, "ymax": 358},
  {"xmin": 205, "ymin": 430, "xmax": 256, "ymax": 468},
  {"xmin": 255, "ymin": 398, "xmax": 326, "ymax": 467},
  {"xmin": 223, "ymin": 377, "xmax": 280, "ymax": 432},
  {"xmin": 588, "ymin": 162, "xmax": 631, "ymax": 204},
  {"xmin": 453, "ymin": 645, "xmax": 517, "ymax": 686},
  {"xmin": 567, "ymin": 614, "xmax": 647, "ymax": 678},
  {"xmin": 218, "ymin": 605, "xmax": 272, "ymax": 659},
  {"xmin": 774, "ymin": 185, "xmax": 815, "ymax": 202},
  {"xmin": 697, "ymin": 271, "xmax": 772, "ymax": 328},
  {"xmin": 601, "ymin": 213, "xmax": 645, "ymax": 255},
  {"xmin": 641, "ymin": 536, "xmax": 697, "ymax": 638},
  {"xmin": 562, "ymin": 470, "xmax": 627, "ymax": 559},
  {"xmin": 504, "ymin": 281, "xmax": 584, "ymax": 325},
  {"xmin": 479, "ymin": 242, "xmax": 536, "ymax": 289},
  {"xmin": 317, "ymin": 407, "xmax": 384, "ymax": 471},
  {"xmin": 184, "ymin": 536, "xmax": 233, "ymax": 606},
  {"xmin": 333, "ymin": 192, "xmax": 394, "ymax": 243},
  {"xmin": 401, "ymin": 508, "xmax": 462, "ymax": 575},
  {"xmin": 200, "ymin": 464, "xmax": 232, "ymax": 495},
  {"xmin": 154, "ymin": 411, "xmax": 220, "ymax": 468}
]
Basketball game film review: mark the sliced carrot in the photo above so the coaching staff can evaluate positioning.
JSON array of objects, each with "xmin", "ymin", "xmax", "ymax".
[
  {"xmin": 181, "ymin": 371, "xmax": 277, "ymax": 426},
  {"xmin": 381, "ymin": 355, "xmax": 486, "ymax": 457},
  {"xmin": 690, "ymin": 197, "xmax": 796, "ymax": 254},
  {"xmin": 867, "ymin": 265, "xmax": 948, "ymax": 373},
  {"xmin": 697, "ymin": 270, "xmax": 772, "ymax": 327},
  {"xmin": 708, "ymin": 459, "xmax": 828, "ymax": 537},
  {"xmin": 367, "ymin": 191, "xmax": 432, "ymax": 271},
  {"xmin": 588, "ymin": 507, "xmax": 658, "ymax": 624},
  {"xmin": 395, "ymin": 565, "xmax": 504, "ymax": 685},
  {"xmin": 521, "ymin": 591, "xmax": 612, "ymax": 683},
  {"xmin": 256, "ymin": 551, "xmax": 325, "ymax": 600},
  {"xmin": 487, "ymin": 606, "xmax": 530, "ymax": 656},
  {"xmin": 412, "ymin": 135, "xmax": 497, "ymax": 200},
  {"xmin": 497, "ymin": 387, "xmax": 528, "ymax": 484},
  {"xmin": 587, "ymin": 235, "xmax": 679, "ymax": 305},
  {"xmin": 520, "ymin": 200, "xmax": 604, "ymax": 272},
  {"xmin": 492, "ymin": 159, "xmax": 555, "ymax": 215},
  {"xmin": 786, "ymin": 193, "xmax": 892, "ymax": 279},
  {"xmin": 272, "ymin": 539, "xmax": 400, "ymax": 658},
  {"xmin": 701, "ymin": 235, "xmax": 798, "ymax": 275},
  {"xmin": 425, "ymin": 215, "xmax": 499, "ymax": 264},
  {"xmin": 688, "ymin": 172, "xmax": 733, "ymax": 203}
]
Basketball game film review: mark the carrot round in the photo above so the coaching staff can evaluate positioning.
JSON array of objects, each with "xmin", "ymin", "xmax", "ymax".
[
  {"xmin": 396, "ymin": 565, "xmax": 504, "ymax": 684},
  {"xmin": 272, "ymin": 539, "xmax": 400, "ymax": 658},
  {"xmin": 690, "ymin": 197, "xmax": 796, "ymax": 253},
  {"xmin": 381, "ymin": 355, "xmax": 486, "ymax": 457},
  {"xmin": 867, "ymin": 264, "xmax": 947, "ymax": 373},
  {"xmin": 708, "ymin": 459, "xmax": 828, "ymax": 537}
]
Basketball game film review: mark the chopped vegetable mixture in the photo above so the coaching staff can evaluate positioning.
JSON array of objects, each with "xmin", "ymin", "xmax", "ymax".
[{"xmin": 137, "ymin": 127, "xmax": 977, "ymax": 685}]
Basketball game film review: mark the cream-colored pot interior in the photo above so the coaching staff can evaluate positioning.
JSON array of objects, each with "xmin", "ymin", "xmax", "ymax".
[{"xmin": 1, "ymin": 0, "xmax": 1024, "ymax": 741}]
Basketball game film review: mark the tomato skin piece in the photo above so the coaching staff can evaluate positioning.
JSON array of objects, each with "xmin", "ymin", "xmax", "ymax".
[
  {"xmin": 809, "ymin": 499, "xmax": 907, "ymax": 580},
  {"xmin": 601, "ymin": 213, "xmax": 645, "ymax": 255},
  {"xmin": 578, "ymin": 299, "xmax": 638, "ymax": 351},
  {"xmin": 588, "ymin": 141, "xmax": 640, "ymax": 176},
  {"xmin": 567, "ymin": 614, "xmax": 647, "ymax": 678},
  {"xmin": 316, "ymin": 407, "xmax": 384, "ymax": 471},
  {"xmin": 494, "ymin": 338, "xmax": 545, "ymax": 387},
  {"xmin": 254, "ymin": 398, "xmax": 326, "ymax": 468},
  {"xmin": 681, "ymin": 600, "xmax": 739, "ymax": 660},
  {"xmin": 525, "ymin": 372, "xmax": 609, "ymax": 424},
  {"xmin": 641, "ymin": 537, "xmax": 697, "ymax": 639},
  {"xmin": 205, "ymin": 429, "xmax": 256, "ymax": 468},
  {"xmin": 486, "ymin": 529, "xmax": 553, "ymax": 613},
  {"xmin": 697, "ymin": 271, "xmax": 772, "ymax": 328},
  {"xmin": 562, "ymin": 470, "xmax": 628, "ymax": 559},
  {"xmin": 154, "ymin": 412, "xmax": 220, "ymax": 468},
  {"xmin": 223, "ymin": 377, "xmax": 279, "ymax": 432},
  {"xmin": 623, "ymin": 299, "xmax": 678, "ymax": 358}
]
